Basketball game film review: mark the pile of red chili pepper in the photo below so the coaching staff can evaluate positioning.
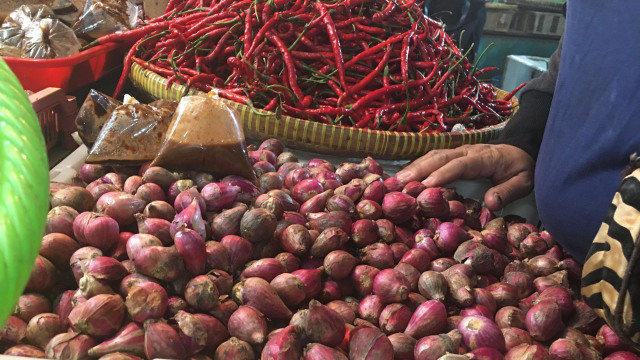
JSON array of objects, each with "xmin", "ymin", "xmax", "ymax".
[{"xmin": 103, "ymin": 0, "xmax": 518, "ymax": 133}]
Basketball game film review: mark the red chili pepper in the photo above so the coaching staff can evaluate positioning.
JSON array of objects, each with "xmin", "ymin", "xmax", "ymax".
[
  {"xmin": 503, "ymin": 82, "xmax": 527, "ymax": 101},
  {"xmin": 338, "ymin": 46, "xmax": 390, "ymax": 106},
  {"xmin": 266, "ymin": 31, "xmax": 304, "ymax": 102},
  {"xmin": 315, "ymin": 2, "xmax": 347, "ymax": 93},
  {"xmin": 372, "ymin": 0, "xmax": 396, "ymax": 22}
]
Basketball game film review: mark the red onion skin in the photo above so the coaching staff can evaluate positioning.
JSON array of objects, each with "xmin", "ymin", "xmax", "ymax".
[
  {"xmin": 96, "ymin": 192, "xmax": 146, "ymax": 226},
  {"xmin": 214, "ymin": 337, "xmax": 256, "ymax": 360},
  {"xmin": 373, "ymin": 269, "xmax": 410, "ymax": 304},
  {"xmin": 461, "ymin": 304, "xmax": 493, "ymax": 320},
  {"xmin": 430, "ymin": 257, "xmax": 457, "ymax": 272},
  {"xmin": 135, "ymin": 214, "xmax": 172, "ymax": 246},
  {"xmin": 310, "ymin": 227, "xmax": 348, "ymax": 258},
  {"xmin": 567, "ymin": 300, "xmax": 605, "ymax": 336},
  {"xmin": 504, "ymin": 344, "xmax": 551, "ymax": 360},
  {"xmin": 241, "ymin": 258, "xmax": 285, "ymax": 282},
  {"xmin": 135, "ymin": 182, "xmax": 167, "ymax": 203},
  {"xmin": 468, "ymin": 347, "xmax": 506, "ymax": 360},
  {"xmin": 143, "ymin": 200, "xmax": 176, "ymax": 222},
  {"xmin": 352, "ymin": 219, "xmax": 379, "ymax": 247},
  {"xmin": 361, "ymin": 242, "xmax": 395, "ymax": 270},
  {"xmin": 458, "ymin": 315, "xmax": 506, "ymax": 351},
  {"xmin": 73, "ymin": 212, "xmax": 120, "ymax": 252},
  {"xmin": 203, "ymin": 241, "xmax": 230, "ymax": 273},
  {"xmin": 356, "ymin": 199, "xmax": 382, "ymax": 220},
  {"xmin": 144, "ymin": 320, "xmax": 186, "ymax": 360},
  {"xmin": 400, "ymin": 248, "xmax": 432, "ymax": 272},
  {"xmin": 394, "ymin": 262, "xmax": 420, "ymax": 292},
  {"xmin": 378, "ymin": 303, "xmax": 412, "ymax": 334},
  {"xmin": 261, "ymin": 325, "xmax": 304, "ymax": 360},
  {"xmin": 210, "ymin": 298, "xmax": 238, "ymax": 327},
  {"xmin": 502, "ymin": 327, "xmax": 534, "ymax": 350},
  {"xmin": 304, "ymin": 342, "xmax": 349, "ymax": 360},
  {"xmin": 25, "ymin": 255, "xmax": 57, "ymax": 293},
  {"xmin": 388, "ymin": 333, "xmax": 417, "ymax": 360},
  {"xmin": 45, "ymin": 332, "xmax": 97, "ymax": 360},
  {"xmin": 548, "ymin": 338, "xmax": 582, "ymax": 360},
  {"xmin": 228, "ymin": 305, "xmax": 268, "ymax": 345},
  {"xmin": 525, "ymin": 298, "xmax": 565, "ymax": 342},
  {"xmin": 299, "ymin": 189, "xmax": 333, "ymax": 216},
  {"xmin": 292, "ymin": 300, "xmax": 346, "ymax": 347},
  {"xmin": 232, "ymin": 277, "xmax": 293, "ymax": 320},
  {"xmin": 13, "ymin": 293, "xmax": 52, "ymax": 323},
  {"xmin": 86, "ymin": 256, "xmax": 128, "ymax": 283},
  {"xmin": 270, "ymin": 273, "xmax": 307, "ymax": 307},
  {"xmin": 275, "ymin": 252, "xmax": 301, "ymax": 273},
  {"xmin": 474, "ymin": 288, "xmax": 498, "ymax": 316},
  {"xmin": 605, "ymin": 351, "xmax": 640, "ymax": 360},
  {"xmin": 485, "ymin": 282, "xmax": 519, "ymax": 308},
  {"xmin": 405, "ymin": 300, "xmax": 448, "ymax": 339},
  {"xmin": 220, "ymin": 234, "xmax": 254, "ymax": 274},
  {"xmin": 171, "ymin": 198, "xmax": 208, "ymax": 241},
  {"xmin": 184, "ymin": 275, "xmax": 220, "ymax": 312},
  {"xmin": 79, "ymin": 164, "xmax": 107, "ymax": 183},
  {"xmin": 413, "ymin": 330, "xmax": 462, "ymax": 360},
  {"xmin": 88, "ymin": 322, "xmax": 145, "ymax": 358},
  {"xmin": 68, "ymin": 294, "xmax": 125, "ymax": 338},
  {"xmin": 50, "ymin": 186, "xmax": 95, "ymax": 213},
  {"xmin": 350, "ymin": 264, "xmax": 380, "ymax": 298},
  {"xmin": 495, "ymin": 306, "xmax": 527, "ymax": 330},
  {"xmin": 536, "ymin": 286, "xmax": 574, "ymax": 319},
  {"xmin": 349, "ymin": 326, "xmax": 394, "ymax": 360},
  {"xmin": 527, "ymin": 255, "xmax": 559, "ymax": 277},
  {"xmin": 134, "ymin": 244, "xmax": 186, "ymax": 282},
  {"xmin": 597, "ymin": 324, "xmax": 634, "ymax": 355},
  {"xmin": 324, "ymin": 250, "xmax": 359, "ymax": 280},
  {"xmin": 327, "ymin": 300, "xmax": 356, "ymax": 325},
  {"xmin": 174, "ymin": 226, "xmax": 207, "ymax": 275},
  {"xmin": 125, "ymin": 281, "xmax": 168, "ymax": 323},
  {"xmin": 382, "ymin": 192, "xmax": 418, "ymax": 224},
  {"xmin": 435, "ymin": 222, "xmax": 471, "ymax": 254},
  {"xmin": 46, "ymin": 205, "xmax": 79, "ymax": 238},
  {"xmin": 0, "ymin": 316, "xmax": 27, "ymax": 347},
  {"xmin": 123, "ymin": 175, "xmax": 144, "ymax": 195},
  {"xmin": 3, "ymin": 344, "xmax": 46, "ymax": 358},
  {"xmin": 292, "ymin": 267, "xmax": 324, "ymax": 301},
  {"xmin": 280, "ymin": 223, "xmax": 312, "ymax": 256},
  {"xmin": 418, "ymin": 271, "xmax": 448, "ymax": 302},
  {"xmin": 358, "ymin": 295, "xmax": 385, "ymax": 325},
  {"xmin": 503, "ymin": 271, "xmax": 535, "ymax": 300}
]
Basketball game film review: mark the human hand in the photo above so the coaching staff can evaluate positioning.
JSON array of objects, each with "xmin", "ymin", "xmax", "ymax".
[{"xmin": 395, "ymin": 144, "xmax": 535, "ymax": 211}]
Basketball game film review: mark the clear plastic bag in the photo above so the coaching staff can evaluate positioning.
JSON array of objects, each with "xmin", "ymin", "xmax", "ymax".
[
  {"xmin": 151, "ymin": 95, "xmax": 255, "ymax": 181},
  {"xmin": 51, "ymin": 0, "xmax": 87, "ymax": 27},
  {"xmin": 0, "ymin": 5, "xmax": 81, "ymax": 59},
  {"xmin": 72, "ymin": 0, "xmax": 139, "ymax": 40},
  {"xmin": 86, "ymin": 100, "xmax": 178, "ymax": 165},
  {"xmin": 76, "ymin": 89, "xmax": 122, "ymax": 148}
]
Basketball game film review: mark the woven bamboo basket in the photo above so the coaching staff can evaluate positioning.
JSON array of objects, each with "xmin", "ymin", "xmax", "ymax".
[{"xmin": 129, "ymin": 62, "xmax": 518, "ymax": 160}]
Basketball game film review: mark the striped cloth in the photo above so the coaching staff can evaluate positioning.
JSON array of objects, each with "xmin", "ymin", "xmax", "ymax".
[{"xmin": 582, "ymin": 167, "xmax": 640, "ymax": 347}]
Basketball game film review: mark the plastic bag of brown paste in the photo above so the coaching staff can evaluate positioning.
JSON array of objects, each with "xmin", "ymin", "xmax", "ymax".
[
  {"xmin": 86, "ymin": 100, "xmax": 178, "ymax": 165},
  {"xmin": 151, "ymin": 95, "xmax": 255, "ymax": 181},
  {"xmin": 75, "ymin": 89, "xmax": 121, "ymax": 148}
]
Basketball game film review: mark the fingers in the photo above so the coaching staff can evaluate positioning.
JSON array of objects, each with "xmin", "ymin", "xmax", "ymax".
[
  {"xmin": 483, "ymin": 171, "xmax": 534, "ymax": 211},
  {"xmin": 396, "ymin": 147, "xmax": 470, "ymax": 184}
]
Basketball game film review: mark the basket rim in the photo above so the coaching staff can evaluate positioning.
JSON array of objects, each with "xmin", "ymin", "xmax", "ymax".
[{"xmin": 128, "ymin": 61, "xmax": 518, "ymax": 140}]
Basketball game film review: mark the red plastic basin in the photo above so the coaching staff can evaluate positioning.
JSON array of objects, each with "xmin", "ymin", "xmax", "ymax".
[{"xmin": 2, "ymin": 42, "xmax": 129, "ymax": 93}]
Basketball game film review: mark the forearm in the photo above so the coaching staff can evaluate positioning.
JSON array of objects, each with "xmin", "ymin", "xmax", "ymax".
[{"xmin": 490, "ymin": 36, "xmax": 563, "ymax": 161}]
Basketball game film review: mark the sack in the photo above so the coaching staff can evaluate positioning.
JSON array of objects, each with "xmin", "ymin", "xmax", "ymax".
[{"xmin": 582, "ymin": 154, "xmax": 640, "ymax": 349}]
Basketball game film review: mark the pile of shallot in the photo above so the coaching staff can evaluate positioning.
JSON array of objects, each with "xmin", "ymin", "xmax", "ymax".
[{"xmin": 3, "ymin": 137, "xmax": 639, "ymax": 360}]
